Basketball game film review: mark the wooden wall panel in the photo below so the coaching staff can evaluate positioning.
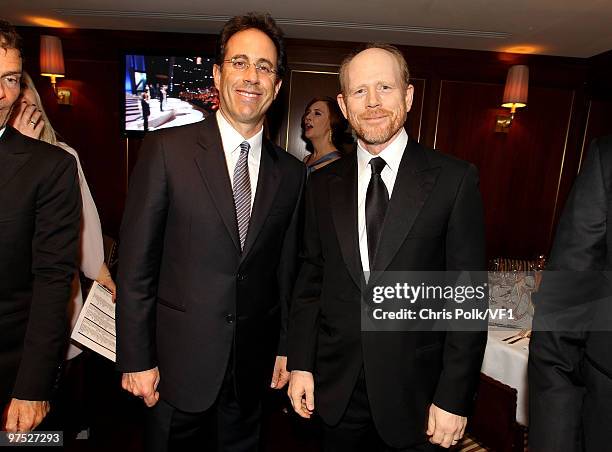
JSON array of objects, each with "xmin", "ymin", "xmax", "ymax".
[
  {"xmin": 406, "ymin": 78, "xmax": 425, "ymax": 142},
  {"xmin": 435, "ymin": 80, "xmax": 575, "ymax": 259},
  {"xmin": 32, "ymin": 61, "xmax": 126, "ymax": 238}
]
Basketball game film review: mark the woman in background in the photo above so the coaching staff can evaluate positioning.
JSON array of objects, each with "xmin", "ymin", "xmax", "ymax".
[{"xmin": 301, "ymin": 96, "xmax": 351, "ymax": 173}]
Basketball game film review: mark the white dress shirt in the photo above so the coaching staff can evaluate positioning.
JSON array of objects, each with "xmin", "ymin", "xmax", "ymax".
[
  {"xmin": 357, "ymin": 128, "xmax": 408, "ymax": 273},
  {"xmin": 216, "ymin": 110, "xmax": 262, "ymax": 209},
  {"xmin": 0, "ymin": 127, "xmax": 5, "ymax": 139}
]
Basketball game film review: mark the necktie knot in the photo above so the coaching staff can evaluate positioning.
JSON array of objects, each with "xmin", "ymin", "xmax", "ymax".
[
  {"xmin": 240, "ymin": 141, "xmax": 250, "ymax": 154},
  {"xmin": 369, "ymin": 157, "xmax": 386, "ymax": 176}
]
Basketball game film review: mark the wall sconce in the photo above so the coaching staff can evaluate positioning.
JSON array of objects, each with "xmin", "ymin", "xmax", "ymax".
[
  {"xmin": 495, "ymin": 65, "xmax": 529, "ymax": 133},
  {"xmin": 40, "ymin": 35, "xmax": 71, "ymax": 105}
]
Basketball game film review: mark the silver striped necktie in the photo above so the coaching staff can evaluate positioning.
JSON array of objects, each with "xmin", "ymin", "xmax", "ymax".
[{"xmin": 233, "ymin": 141, "xmax": 251, "ymax": 251}]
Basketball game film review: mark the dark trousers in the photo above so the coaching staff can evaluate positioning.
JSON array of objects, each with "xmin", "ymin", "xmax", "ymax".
[
  {"xmin": 145, "ymin": 365, "xmax": 261, "ymax": 452},
  {"xmin": 323, "ymin": 369, "xmax": 440, "ymax": 452}
]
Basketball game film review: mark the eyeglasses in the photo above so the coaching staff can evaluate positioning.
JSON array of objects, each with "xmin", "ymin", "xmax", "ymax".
[{"xmin": 223, "ymin": 57, "xmax": 277, "ymax": 77}]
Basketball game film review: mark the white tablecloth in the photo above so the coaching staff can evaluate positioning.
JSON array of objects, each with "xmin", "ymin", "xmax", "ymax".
[{"xmin": 480, "ymin": 330, "xmax": 530, "ymax": 426}]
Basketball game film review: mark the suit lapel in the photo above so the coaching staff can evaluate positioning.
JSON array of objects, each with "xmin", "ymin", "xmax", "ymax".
[
  {"xmin": 193, "ymin": 117, "xmax": 241, "ymax": 252},
  {"xmin": 370, "ymin": 139, "xmax": 440, "ymax": 285},
  {"xmin": 329, "ymin": 153, "xmax": 364, "ymax": 289},
  {"xmin": 0, "ymin": 127, "xmax": 32, "ymax": 190},
  {"xmin": 241, "ymin": 139, "xmax": 280, "ymax": 261}
]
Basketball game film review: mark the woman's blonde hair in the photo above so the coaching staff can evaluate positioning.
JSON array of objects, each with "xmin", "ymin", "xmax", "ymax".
[{"xmin": 19, "ymin": 72, "xmax": 58, "ymax": 145}]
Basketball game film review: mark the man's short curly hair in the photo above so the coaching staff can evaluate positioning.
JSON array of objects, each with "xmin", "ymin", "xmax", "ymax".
[{"xmin": 216, "ymin": 12, "xmax": 287, "ymax": 79}]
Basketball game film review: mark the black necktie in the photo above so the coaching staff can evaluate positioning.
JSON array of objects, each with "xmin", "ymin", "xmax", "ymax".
[{"xmin": 366, "ymin": 157, "xmax": 389, "ymax": 270}]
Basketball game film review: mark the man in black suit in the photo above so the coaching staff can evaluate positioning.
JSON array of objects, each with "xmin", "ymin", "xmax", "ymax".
[
  {"xmin": 529, "ymin": 135, "xmax": 612, "ymax": 452},
  {"xmin": 287, "ymin": 44, "xmax": 487, "ymax": 451},
  {"xmin": 0, "ymin": 21, "xmax": 81, "ymax": 432},
  {"xmin": 116, "ymin": 13, "xmax": 305, "ymax": 452}
]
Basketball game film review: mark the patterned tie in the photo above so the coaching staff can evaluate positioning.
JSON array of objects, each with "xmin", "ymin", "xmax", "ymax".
[
  {"xmin": 365, "ymin": 157, "xmax": 389, "ymax": 270},
  {"xmin": 233, "ymin": 141, "xmax": 251, "ymax": 251}
]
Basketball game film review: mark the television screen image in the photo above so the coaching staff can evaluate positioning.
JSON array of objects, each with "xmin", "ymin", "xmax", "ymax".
[{"xmin": 124, "ymin": 54, "xmax": 219, "ymax": 133}]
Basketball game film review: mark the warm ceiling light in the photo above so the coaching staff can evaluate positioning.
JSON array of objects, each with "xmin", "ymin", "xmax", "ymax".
[
  {"xmin": 499, "ymin": 45, "xmax": 543, "ymax": 55},
  {"xmin": 40, "ymin": 35, "xmax": 71, "ymax": 105},
  {"xmin": 495, "ymin": 65, "xmax": 529, "ymax": 133},
  {"xmin": 25, "ymin": 16, "xmax": 70, "ymax": 28}
]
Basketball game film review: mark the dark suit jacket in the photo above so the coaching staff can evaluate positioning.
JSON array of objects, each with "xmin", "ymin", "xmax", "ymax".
[
  {"xmin": 116, "ymin": 116, "xmax": 305, "ymax": 412},
  {"xmin": 0, "ymin": 126, "xmax": 81, "ymax": 406},
  {"xmin": 287, "ymin": 138, "xmax": 487, "ymax": 448},
  {"xmin": 529, "ymin": 135, "xmax": 612, "ymax": 452}
]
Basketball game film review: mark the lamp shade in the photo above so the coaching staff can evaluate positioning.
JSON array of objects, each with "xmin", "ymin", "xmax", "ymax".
[
  {"xmin": 502, "ymin": 64, "xmax": 528, "ymax": 108},
  {"xmin": 40, "ymin": 35, "xmax": 65, "ymax": 77}
]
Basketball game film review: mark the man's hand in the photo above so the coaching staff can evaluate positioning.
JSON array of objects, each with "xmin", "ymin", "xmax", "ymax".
[
  {"xmin": 2, "ymin": 399, "xmax": 50, "ymax": 432},
  {"xmin": 426, "ymin": 404, "xmax": 467, "ymax": 448},
  {"xmin": 11, "ymin": 101, "xmax": 44, "ymax": 140},
  {"xmin": 121, "ymin": 367, "xmax": 160, "ymax": 407},
  {"xmin": 287, "ymin": 370, "xmax": 315, "ymax": 418},
  {"xmin": 270, "ymin": 356, "xmax": 290, "ymax": 389}
]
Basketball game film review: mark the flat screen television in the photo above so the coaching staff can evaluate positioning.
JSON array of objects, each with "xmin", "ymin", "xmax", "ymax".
[{"xmin": 123, "ymin": 54, "xmax": 219, "ymax": 136}]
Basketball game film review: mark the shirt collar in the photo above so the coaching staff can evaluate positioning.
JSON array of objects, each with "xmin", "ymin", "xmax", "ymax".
[
  {"xmin": 0, "ymin": 127, "xmax": 5, "ymax": 140},
  {"xmin": 216, "ymin": 110, "xmax": 263, "ymax": 156},
  {"xmin": 357, "ymin": 128, "xmax": 408, "ymax": 174}
]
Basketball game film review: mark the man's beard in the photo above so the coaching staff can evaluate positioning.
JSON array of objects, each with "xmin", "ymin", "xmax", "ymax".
[{"xmin": 349, "ymin": 107, "xmax": 406, "ymax": 145}]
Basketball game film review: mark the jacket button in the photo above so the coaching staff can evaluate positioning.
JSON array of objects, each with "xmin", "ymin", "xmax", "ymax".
[
  {"xmin": 237, "ymin": 273, "xmax": 247, "ymax": 281},
  {"xmin": 226, "ymin": 314, "xmax": 235, "ymax": 324}
]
